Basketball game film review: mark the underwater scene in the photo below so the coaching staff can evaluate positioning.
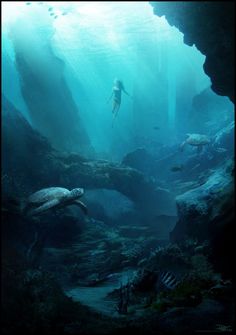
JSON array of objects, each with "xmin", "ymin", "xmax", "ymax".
[{"xmin": 1, "ymin": 1, "xmax": 235, "ymax": 335}]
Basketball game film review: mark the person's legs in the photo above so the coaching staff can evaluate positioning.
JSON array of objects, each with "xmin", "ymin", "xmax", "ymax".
[
  {"xmin": 112, "ymin": 100, "xmax": 118, "ymax": 114},
  {"xmin": 114, "ymin": 103, "xmax": 120, "ymax": 117},
  {"xmin": 112, "ymin": 102, "xmax": 120, "ymax": 127}
]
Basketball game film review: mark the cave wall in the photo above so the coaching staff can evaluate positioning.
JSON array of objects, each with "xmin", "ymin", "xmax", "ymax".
[
  {"xmin": 14, "ymin": 50, "xmax": 92, "ymax": 154},
  {"xmin": 189, "ymin": 87, "xmax": 234, "ymax": 133},
  {"xmin": 8, "ymin": 19, "xmax": 93, "ymax": 156},
  {"xmin": 150, "ymin": 1, "xmax": 235, "ymax": 102}
]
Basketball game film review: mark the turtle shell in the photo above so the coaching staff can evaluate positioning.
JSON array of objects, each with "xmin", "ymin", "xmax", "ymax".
[
  {"xmin": 27, "ymin": 187, "xmax": 70, "ymax": 204},
  {"xmin": 186, "ymin": 134, "xmax": 210, "ymax": 146}
]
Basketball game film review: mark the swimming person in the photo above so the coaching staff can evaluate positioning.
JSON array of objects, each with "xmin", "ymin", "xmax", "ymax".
[{"xmin": 107, "ymin": 78, "xmax": 131, "ymax": 127}]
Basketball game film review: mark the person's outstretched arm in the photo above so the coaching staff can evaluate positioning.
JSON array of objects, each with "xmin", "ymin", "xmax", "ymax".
[{"xmin": 122, "ymin": 88, "xmax": 132, "ymax": 98}]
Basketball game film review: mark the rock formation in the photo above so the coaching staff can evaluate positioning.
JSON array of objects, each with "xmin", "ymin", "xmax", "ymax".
[
  {"xmin": 2, "ymin": 96, "xmax": 175, "ymax": 217},
  {"xmin": 150, "ymin": 2, "xmax": 235, "ymax": 102},
  {"xmin": 9, "ymin": 20, "xmax": 92, "ymax": 155},
  {"xmin": 171, "ymin": 158, "xmax": 234, "ymax": 276}
]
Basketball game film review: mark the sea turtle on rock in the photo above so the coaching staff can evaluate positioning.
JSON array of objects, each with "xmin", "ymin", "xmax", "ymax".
[
  {"xmin": 23, "ymin": 187, "xmax": 87, "ymax": 216},
  {"xmin": 180, "ymin": 133, "xmax": 210, "ymax": 153}
]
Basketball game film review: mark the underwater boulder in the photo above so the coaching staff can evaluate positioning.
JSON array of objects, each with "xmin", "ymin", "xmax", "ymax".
[
  {"xmin": 171, "ymin": 158, "xmax": 234, "ymax": 242},
  {"xmin": 171, "ymin": 158, "xmax": 234, "ymax": 277}
]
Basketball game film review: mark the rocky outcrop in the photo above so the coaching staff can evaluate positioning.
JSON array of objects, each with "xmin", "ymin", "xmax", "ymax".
[
  {"xmin": 171, "ymin": 158, "xmax": 234, "ymax": 242},
  {"xmin": 171, "ymin": 159, "xmax": 234, "ymax": 277},
  {"xmin": 150, "ymin": 2, "xmax": 235, "ymax": 102},
  {"xmin": 9, "ymin": 21, "xmax": 92, "ymax": 155},
  {"xmin": 212, "ymin": 121, "xmax": 235, "ymax": 151},
  {"xmin": 2, "ymin": 95, "xmax": 58, "ymax": 197},
  {"xmin": 2, "ymin": 96, "xmax": 175, "ymax": 216},
  {"xmin": 190, "ymin": 87, "xmax": 233, "ymax": 133}
]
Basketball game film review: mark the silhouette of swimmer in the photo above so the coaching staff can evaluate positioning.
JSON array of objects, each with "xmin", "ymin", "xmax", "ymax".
[{"xmin": 107, "ymin": 79, "xmax": 132, "ymax": 127}]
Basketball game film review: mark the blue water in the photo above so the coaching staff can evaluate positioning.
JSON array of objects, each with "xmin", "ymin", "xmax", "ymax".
[
  {"xmin": 3, "ymin": 1, "xmax": 231, "ymax": 161},
  {"xmin": 2, "ymin": 3, "xmax": 235, "ymax": 328}
]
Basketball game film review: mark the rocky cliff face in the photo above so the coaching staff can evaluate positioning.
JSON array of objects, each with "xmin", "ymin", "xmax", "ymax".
[
  {"xmin": 9, "ymin": 22, "xmax": 92, "ymax": 155},
  {"xmin": 150, "ymin": 2, "xmax": 235, "ymax": 102}
]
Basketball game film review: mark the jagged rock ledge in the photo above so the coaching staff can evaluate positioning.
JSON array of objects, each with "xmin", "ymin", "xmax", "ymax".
[{"xmin": 150, "ymin": 2, "xmax": 235, "ymax": 102}]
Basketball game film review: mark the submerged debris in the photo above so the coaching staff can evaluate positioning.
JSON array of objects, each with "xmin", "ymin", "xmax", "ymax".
[
  {"xmin": 170, "ymin": 164, "xmax": 184, "ymax": 172},
  {"xmin": 116, "ymin": 281, "xmax": 131, "ymax": 314}
]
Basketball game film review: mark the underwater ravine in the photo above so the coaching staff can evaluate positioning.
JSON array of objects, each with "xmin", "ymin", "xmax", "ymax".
[{"xmin": 1, "ymin": 2, "xmax": 235, "ymax": 335}]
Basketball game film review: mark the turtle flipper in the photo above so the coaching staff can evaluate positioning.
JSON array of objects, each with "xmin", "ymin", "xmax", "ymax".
[
  {"xmin": 74, "ymin": 200, "xmax": 88, "ymax": 215},
  {"xmin": 180, "ymin": 141, "xmax": 186, "ymax": 152},
  {"xmin": 29, "ymin": 199, "xmax": 60, "ymax": 216},
  {"xmin": 197, "ymin": 145, "xmax": 203, "ymax": 153}
]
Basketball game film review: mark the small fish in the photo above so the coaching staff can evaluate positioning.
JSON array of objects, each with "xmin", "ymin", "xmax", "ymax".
[
  {"xmin": 159, "ymin": 271, "xmax": 179, "ymax": 290},
  {"xmin": 170, "ymin": 164, "xmax": 184, "ymax": 172},
  {"xmin": 54, "ymin": 15, "xmax": 58, "ymax": 19},
  {"xmin": 50, "ymin": 13, "xmax": 54, "ymax": 16},
  {"xmin": 48, "ymin": 7, "xmax": 53, "ymax": 11},
  {"xmin": 62, "ymin": 12, "xmax": 68, "ymax": 16},
  {"xmin": 153, "ymin": 126, "xmax": 160, "ymax": 130},
  {"xmin": 204, "ymin": 120, "xmax": 217, "ymax": 127},
  {"xmin": 215, "ymin": 147, "xmax": 227, "ymax": 153},
  {"xmin": 26, "ymin": 2, "xmax": 31, "ymax": 5},
  {"xmin": 191, "ymin": 163, "xmax": 200, "ymax": 170}
]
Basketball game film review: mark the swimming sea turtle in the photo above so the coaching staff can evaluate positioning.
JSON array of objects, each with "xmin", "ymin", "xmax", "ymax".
[
  {"xmin": 24, "ymin": 187, "xmax": 87, "ymax": 216},
  {"xmin": 180, "ymin": 133, "xmax": 210, "ymax": 153}
]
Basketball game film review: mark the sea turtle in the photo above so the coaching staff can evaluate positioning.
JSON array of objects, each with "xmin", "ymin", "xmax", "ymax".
[
  {"xmin": 24, "ymin": 187, "xmax": 87, "ymax": 216},
  {"xmin": 180, "ymin": 133, "xmax": 210, "ymax": 153}
]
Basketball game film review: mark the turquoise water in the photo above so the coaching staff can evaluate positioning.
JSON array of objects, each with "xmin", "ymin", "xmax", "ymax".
[
  {"xmin": 2, "ymin": 1, "xmax": 220, "ymax": 160},
  {"xmin": 2, "ymin": 3, "xmax": 234, "ymax": 330}
]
